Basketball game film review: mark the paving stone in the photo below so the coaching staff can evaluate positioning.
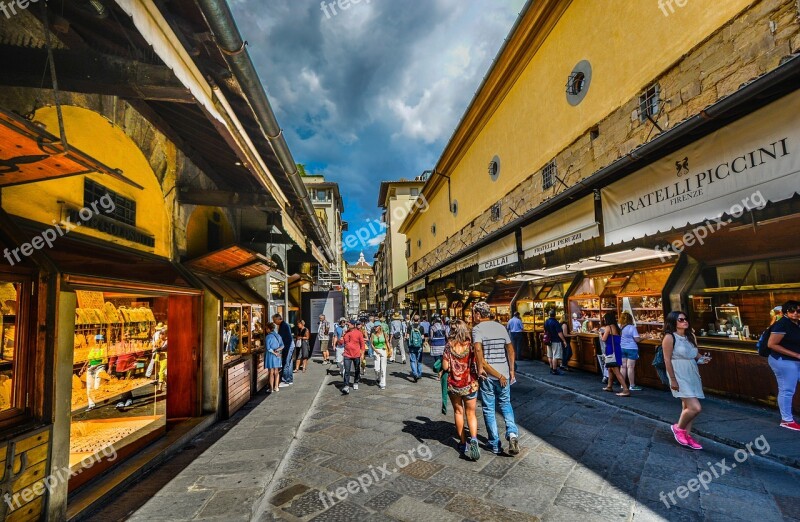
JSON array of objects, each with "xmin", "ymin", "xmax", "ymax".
[
  {"xmin": 197, "ymin": 487, "xmax": 262, "ymax": 518},
  {"xmin": 308, "ymin": 500, "xmax": 371, "ymax": 521},
  {"xmin": 364, "ymin": 489, "xmax": 403, "ymax": 511},
  {"xmin": 289, "ymin": 464, "xmax": 345, "ymax": 489},
  {"xmin": 553, "ymin": 486, "xmax": 631, "ymax": 519},
  {"xmin": 631, "ymin": 501, "xmax": 703, "ymax": 522},
  {"xmin": 320, "ymin": 455, "xmax": 372, "ymax": 475},
  {"xmin": 486, "ymin": 478, "xmax": 558, "ymax": 516},
  {"xmin": 128, "ymin": 490, "xmax": 212, "ymax": 520},
  {"xmin": 268, "ymin": 483, "xmax": 309, "ymax": 506},
  {"xmin": 699, "ymin": 482, "xmax": 784, "ymax": 520},
  {"xmin": 386, "ymin": 495, "xmax": 463, "ymax": 522},
  {"xmin": 282, "ymin": 488, "xmax": 328, "ymax": 518},
  {"xmin": 424, "ymin": 487, "xmax": 459, "ymax": 506},
  {"xmin": 774, "ymin": 493, "xmax": 800, "ymax": 520},
  {"xmin": 428, "ymin": 466, "xmax": 499, "ymax": 495},
  {"xmin": 398, "ymin": 458, "xmax": 444, "ymax": 479},
  {"xmin": 445, "ymin": 493, "xmax": 539, "ymax": 522},
  {"xmin": 541, "ymin": 504, "xmax": 610, "ymax": 522},
  {"xmin": 384, "ymin": 472, "xmax": 432, "ymax": 497}
]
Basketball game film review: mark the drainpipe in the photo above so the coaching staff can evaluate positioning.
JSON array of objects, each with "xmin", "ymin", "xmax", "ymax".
[{"xmin": 196, "ymin": 0, "xmax": 335, "ymax": 265}]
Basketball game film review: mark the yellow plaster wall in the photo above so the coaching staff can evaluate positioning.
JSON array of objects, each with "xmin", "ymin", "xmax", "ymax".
[
  {"xmin": 1, "ymin": 105, "xmax": 172, "ymax": 257},
  {"xmin": 406, "ymin": 0, "xmax": 755, "ymax": 265},
  {"xmin": 185, "ymin": 206, "xmax": 235, "ymax": 258}
]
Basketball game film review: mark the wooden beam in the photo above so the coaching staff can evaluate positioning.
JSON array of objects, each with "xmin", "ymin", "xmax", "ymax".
[
  {"xmin": 0, "ymin": 45, "xmax": 194, "ymax": 103},
  {"xmin": 177, "ymin": 188, "xmax": 280, "ymax": 212}
]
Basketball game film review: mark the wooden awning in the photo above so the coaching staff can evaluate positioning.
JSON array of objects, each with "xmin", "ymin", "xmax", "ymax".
[
  {"xmin": 184, "ymin": 245, "xmax": 276, "ymax": 281},
  {"xmin": 0, "ymin": 108, "xmax": 143, "ymax": 189}
]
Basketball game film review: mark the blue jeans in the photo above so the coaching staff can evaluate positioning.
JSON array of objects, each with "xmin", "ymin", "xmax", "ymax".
[
  {"xmin": 282, "ymin": 344, "xmax": 295, "ymax": 383},
  {"xmin": 479, "ymin": 378, "xmax": 518, "ymax": 452},
  {"xmin": 408, "ymin": 348, "xmax": 423, "ymax": 378},
  {"xmin": 768, "ymin": 355, "xmax": 800, "ymax": 422}
]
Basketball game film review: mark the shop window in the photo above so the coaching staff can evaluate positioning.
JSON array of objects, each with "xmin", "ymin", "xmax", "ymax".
[
  {"xmin": 70, "ymin": 291, "xmax": 170, "ymax": 483},
  {"xmin": 490, "ymin": 203, "xmax": 502, "ymax": 222},
  {"xmin": 84, "ymin": 179, "xmax": 136, "ymax": 227},
  {"xmin": 410, "ymin": 188, "xmax": 419, "ymax": 197},
  {"xmin": 638, "ymin": 83, "xmax": 661, "ymax": 122},
  {"xmin": 688, "ymin": 257, "xmax": 800, "ymax": 344},
  {"xmin": 542, "ymin": 161, "xmax": 556, "ymax": 190},
  {"xmin": 0, "ymin": 281, "xmax": 25, "ymax": 417}
]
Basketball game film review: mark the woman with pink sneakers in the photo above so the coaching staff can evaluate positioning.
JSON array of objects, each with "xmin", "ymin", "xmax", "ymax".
[{"xmin": 663, "ymin": 310, "xmax": 711, "ymax": 450}]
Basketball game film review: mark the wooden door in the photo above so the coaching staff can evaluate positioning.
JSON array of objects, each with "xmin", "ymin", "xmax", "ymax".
[{"xmin": 167, "ymin": 295, "xmax": 201, "ymax": 419}]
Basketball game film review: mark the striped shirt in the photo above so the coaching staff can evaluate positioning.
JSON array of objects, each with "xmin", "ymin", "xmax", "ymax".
[{"xmin": 472, "ymin": 320, "xmax": 511, "ymax": 380}]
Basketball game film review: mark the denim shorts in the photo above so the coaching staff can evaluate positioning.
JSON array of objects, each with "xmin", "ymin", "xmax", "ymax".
[
  {"xmin": 465, "ymin": 390, "xmax": 478, "ymax": 400},
  {"xmin": 621, "ymin": 349, "xmax": 639, "ymax": 361}
]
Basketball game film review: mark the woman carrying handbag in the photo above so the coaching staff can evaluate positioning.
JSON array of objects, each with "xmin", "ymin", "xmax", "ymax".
[
  {"xmin": 293, "ymin": 319, "xmax": 311, "ymax": 373},
  {"xmin": 601, "ymin": 312, "xmax": 630, "ymax": 397}
]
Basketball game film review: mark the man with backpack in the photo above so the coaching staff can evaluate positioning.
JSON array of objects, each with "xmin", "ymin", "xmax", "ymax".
[
  {"xmin": 429, "ymin": 315, "xmax": 447, "ymax": 368},
  {"xmin": 407, "ymin": 318, "xmax": 425, "ymax": 382},
  {"xmin": 389, "ymin": 312, "xmax": 407, "ymax": 364}
]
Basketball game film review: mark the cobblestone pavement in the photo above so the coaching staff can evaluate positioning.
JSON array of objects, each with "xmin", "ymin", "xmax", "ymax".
[
  {"xmin": 91, "ymin": 359, "xmax": 800, "ymax": 521},
  {"xmin": 263, "ymin": 360, "xmax": 800, "ymax": 522}
]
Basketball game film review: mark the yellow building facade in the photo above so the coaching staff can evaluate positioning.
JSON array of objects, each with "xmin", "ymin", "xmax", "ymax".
[{"xmin": 401, "ymin": 0, "xmax": 793, "ymax": 274}]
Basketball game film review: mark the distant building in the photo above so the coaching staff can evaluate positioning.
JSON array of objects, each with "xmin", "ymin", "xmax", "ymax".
[
  {"xmin": 377, "ymin": 177, "xmax": 426, "ymax": 310},
  {"xmin": 303, "ymin": 175, "xmax": 346, "ymax": 288},
  {"xmin": 348, "ymin": 252, "xmax": 375, "ymax": 312}
]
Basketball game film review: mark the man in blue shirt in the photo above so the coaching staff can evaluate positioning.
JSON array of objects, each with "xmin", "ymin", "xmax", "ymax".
[
  {"xmin": 274, "ymin": 314, "xmax": 295, "ymax": 385},
  {"xmin": 507, "ymin": 311, "xmax": 525, "ymax": 370}
]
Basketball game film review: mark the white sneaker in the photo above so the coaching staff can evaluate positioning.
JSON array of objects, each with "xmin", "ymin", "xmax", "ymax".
[
  {"xmin": 342, "ymin": 386, "xmax": 350, "ymax": 395},
  {"xmin": 353, "ymin": 383, "xmax": 359, "ymax": 390}
]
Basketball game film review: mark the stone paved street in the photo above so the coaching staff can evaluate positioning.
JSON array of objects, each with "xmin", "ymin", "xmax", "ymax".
[{"xmin": 89, "ymin": 359, "xmax": 800, "ymax": 521}]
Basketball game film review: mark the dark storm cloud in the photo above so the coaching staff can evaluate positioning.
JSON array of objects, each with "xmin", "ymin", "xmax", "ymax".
[{"xmin": 228, "ymin": 0, "xmax": 526, "ymax": 262}]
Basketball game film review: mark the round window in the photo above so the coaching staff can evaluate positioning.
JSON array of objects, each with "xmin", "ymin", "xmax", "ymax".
[
  {"xmin": 488, "ymin": 155, "xmax": 501, "ymax": 182},
  {"xmin": 566, "ymin": 60, "xmax": 592, "ymax": 106}
]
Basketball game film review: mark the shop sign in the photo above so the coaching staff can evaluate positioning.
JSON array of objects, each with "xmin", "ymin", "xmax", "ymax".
[
  {"xmin": 692, "ymin": 297, "xmax": 712, "ymax": 313},
  {"xmin": 478, "ymin": 234, "xmax": 518, "ymax": 273},
  {"xmin": 602, "ymin": 90, "xmax": 800, "ymax": 245},
  {"xmin": 76, "ymin": 290, "xmax": 105, "ymax": 309},
  {"xmin": 522, "ymin": 195, "xmax": 599, "ymax": 257},
  {"xmin": 407, "ymin": 279, "xmax": 426, "ymax": 293},
  {"xmin": 67, "ymin": 209, "xmax": 155, "ymax": 248}
]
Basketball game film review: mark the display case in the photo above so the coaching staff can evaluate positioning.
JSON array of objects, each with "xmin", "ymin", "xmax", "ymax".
[
  {"xmin": 449, "ymin": 300, "xmax": 463, "ymax": 320},
  {"xmin": 487, "ymin": 281, "xmax": 524, "ymax": 325},
  {"xmin": 0, "ymin": 282, "xmax": 19, "ymax": 412},
  {"xmin": 686, "ymin": 258, "xmax": 800, "ymax": 348},
  {"xmin": 616, "ymin": 265, "xmax": 672, "ymax": 342}
]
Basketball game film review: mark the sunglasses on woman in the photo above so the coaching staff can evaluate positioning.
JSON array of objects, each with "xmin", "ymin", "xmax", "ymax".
[{"xmin": 677, "ymin": 317, "xmax": 689, "ymax": 322}]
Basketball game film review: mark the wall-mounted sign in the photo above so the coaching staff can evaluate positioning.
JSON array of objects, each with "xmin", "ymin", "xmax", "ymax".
[{"xmin": 478, "ymin": 234, "xmax": 518, "ymax": 272}]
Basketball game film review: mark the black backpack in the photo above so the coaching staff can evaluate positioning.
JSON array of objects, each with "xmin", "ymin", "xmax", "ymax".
[{"xmin": 756, "ymin": 325, "xmax": 772, "ymax": 357}]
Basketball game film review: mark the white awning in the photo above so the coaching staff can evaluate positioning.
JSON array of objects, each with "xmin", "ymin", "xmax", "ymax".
[
  {"xmin": 521, "ymin": 195, "xmax": 600, "ymax": 257},
  {"xmin": 602, "ymin": 89, "xmax": 800, "ymax": 246},
  {"xmin": 477, "ymin": 234, "xmax": 518, "ymax": 272},
  {"xmin": 407, "ymin": 279, "xmax": 426, "ymax": 293},
  {"xmin": 433, "ymin": 252, "xmax": 479, "ymax": 280}
]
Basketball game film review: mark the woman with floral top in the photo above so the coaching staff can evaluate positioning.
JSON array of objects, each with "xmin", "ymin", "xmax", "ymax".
[{"xmin": 442, "ymin": 319, "xmax": 482, "ymax": 461}]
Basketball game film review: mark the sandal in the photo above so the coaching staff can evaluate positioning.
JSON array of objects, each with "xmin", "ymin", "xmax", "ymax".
[
  {"xmin": 616, "ymin": 392, "xmax": 631, "ymax": 397},
  {"xmin": 602, "ymin": 387, "xmax": 614, "ymax": 392}
]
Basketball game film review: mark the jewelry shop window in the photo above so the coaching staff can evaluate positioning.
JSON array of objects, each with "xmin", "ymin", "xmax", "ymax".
[{"xmin": 0, "ymin": 279, "xmax": 30, "ymax": 420}]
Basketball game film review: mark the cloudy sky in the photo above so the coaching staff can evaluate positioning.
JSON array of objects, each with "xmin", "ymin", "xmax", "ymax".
[{"xmin": 229, "ymin": 0, "xmax": 527, "ymax": 263}]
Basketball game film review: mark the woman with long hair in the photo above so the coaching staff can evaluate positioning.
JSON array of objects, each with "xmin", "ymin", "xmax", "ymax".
[
  {"xmin": 663, "ymin": 310, "xmax": 710, "ymax": 449},
  {"xmin": 264, "ymin": 322, "xmax": 284, "ymax": 393},
  {"xmin": 619, "ymin": 312, "xmax": 642, "ymax": 390},
  {"xmin": 766, "ymin": 300, "xmax": 800, "ymax": 431},
  {"xmin": 601, "ymin": 312, "xmax": 630, "ymax": 397},
  {"xmin": 441, "ymin": 319, "xmax": 482, "ymax": 460},
  {"xmin": 293, "ymin": 319, "xmax": 311, "ymax": 373}
]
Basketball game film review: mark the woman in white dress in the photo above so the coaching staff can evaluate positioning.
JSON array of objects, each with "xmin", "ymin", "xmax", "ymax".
[{"xmin": 663, "ymin": 311, "xmax": 711, "ymax": 450}]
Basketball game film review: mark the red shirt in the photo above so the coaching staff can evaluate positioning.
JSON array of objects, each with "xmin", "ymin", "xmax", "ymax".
[{"xmin": 343, "ymin": 328, "xmax": 365, "ymax": 358}]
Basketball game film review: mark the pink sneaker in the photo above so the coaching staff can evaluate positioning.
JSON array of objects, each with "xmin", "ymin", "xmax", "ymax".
[
  {"xmin": 685, "ymin": 434, "xmax": 703, "ymax": 450},
  {"xmin": 780, "ymin": 421, "xmax": 800, "ymax": 431},
  {"xmin": 671, "ymin": 424, "xmax": 689, "ymax": 447}
]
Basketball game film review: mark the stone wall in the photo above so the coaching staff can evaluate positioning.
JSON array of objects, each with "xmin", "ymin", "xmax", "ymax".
[{"xmin": 410, "ymin": 0, "xmax": 800, "ymax": 279}]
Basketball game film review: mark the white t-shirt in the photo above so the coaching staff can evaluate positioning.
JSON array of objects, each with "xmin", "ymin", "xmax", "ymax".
[
  {"xmin": 472, "ymin": 320, "xmax": 512, "ymax": 380},
  {"xmin": 318, "ymin": 321, "xmax": 331, "ymax": 341},
  {"xmin": 620, "ymin": 324, "xmax": 640, "ymax": 351}
]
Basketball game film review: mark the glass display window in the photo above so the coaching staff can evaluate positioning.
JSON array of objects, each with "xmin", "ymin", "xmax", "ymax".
[
  {"xmin": 71, "ymin": 292, "xmax": 167, "ymax": 477},
  {"xmin": 0, "ymin": 281, "xmax": 23, "ymax": 416},
  {"xmin": 687, "ymin": 257, "xmax": 800, "ymax": 344}
]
